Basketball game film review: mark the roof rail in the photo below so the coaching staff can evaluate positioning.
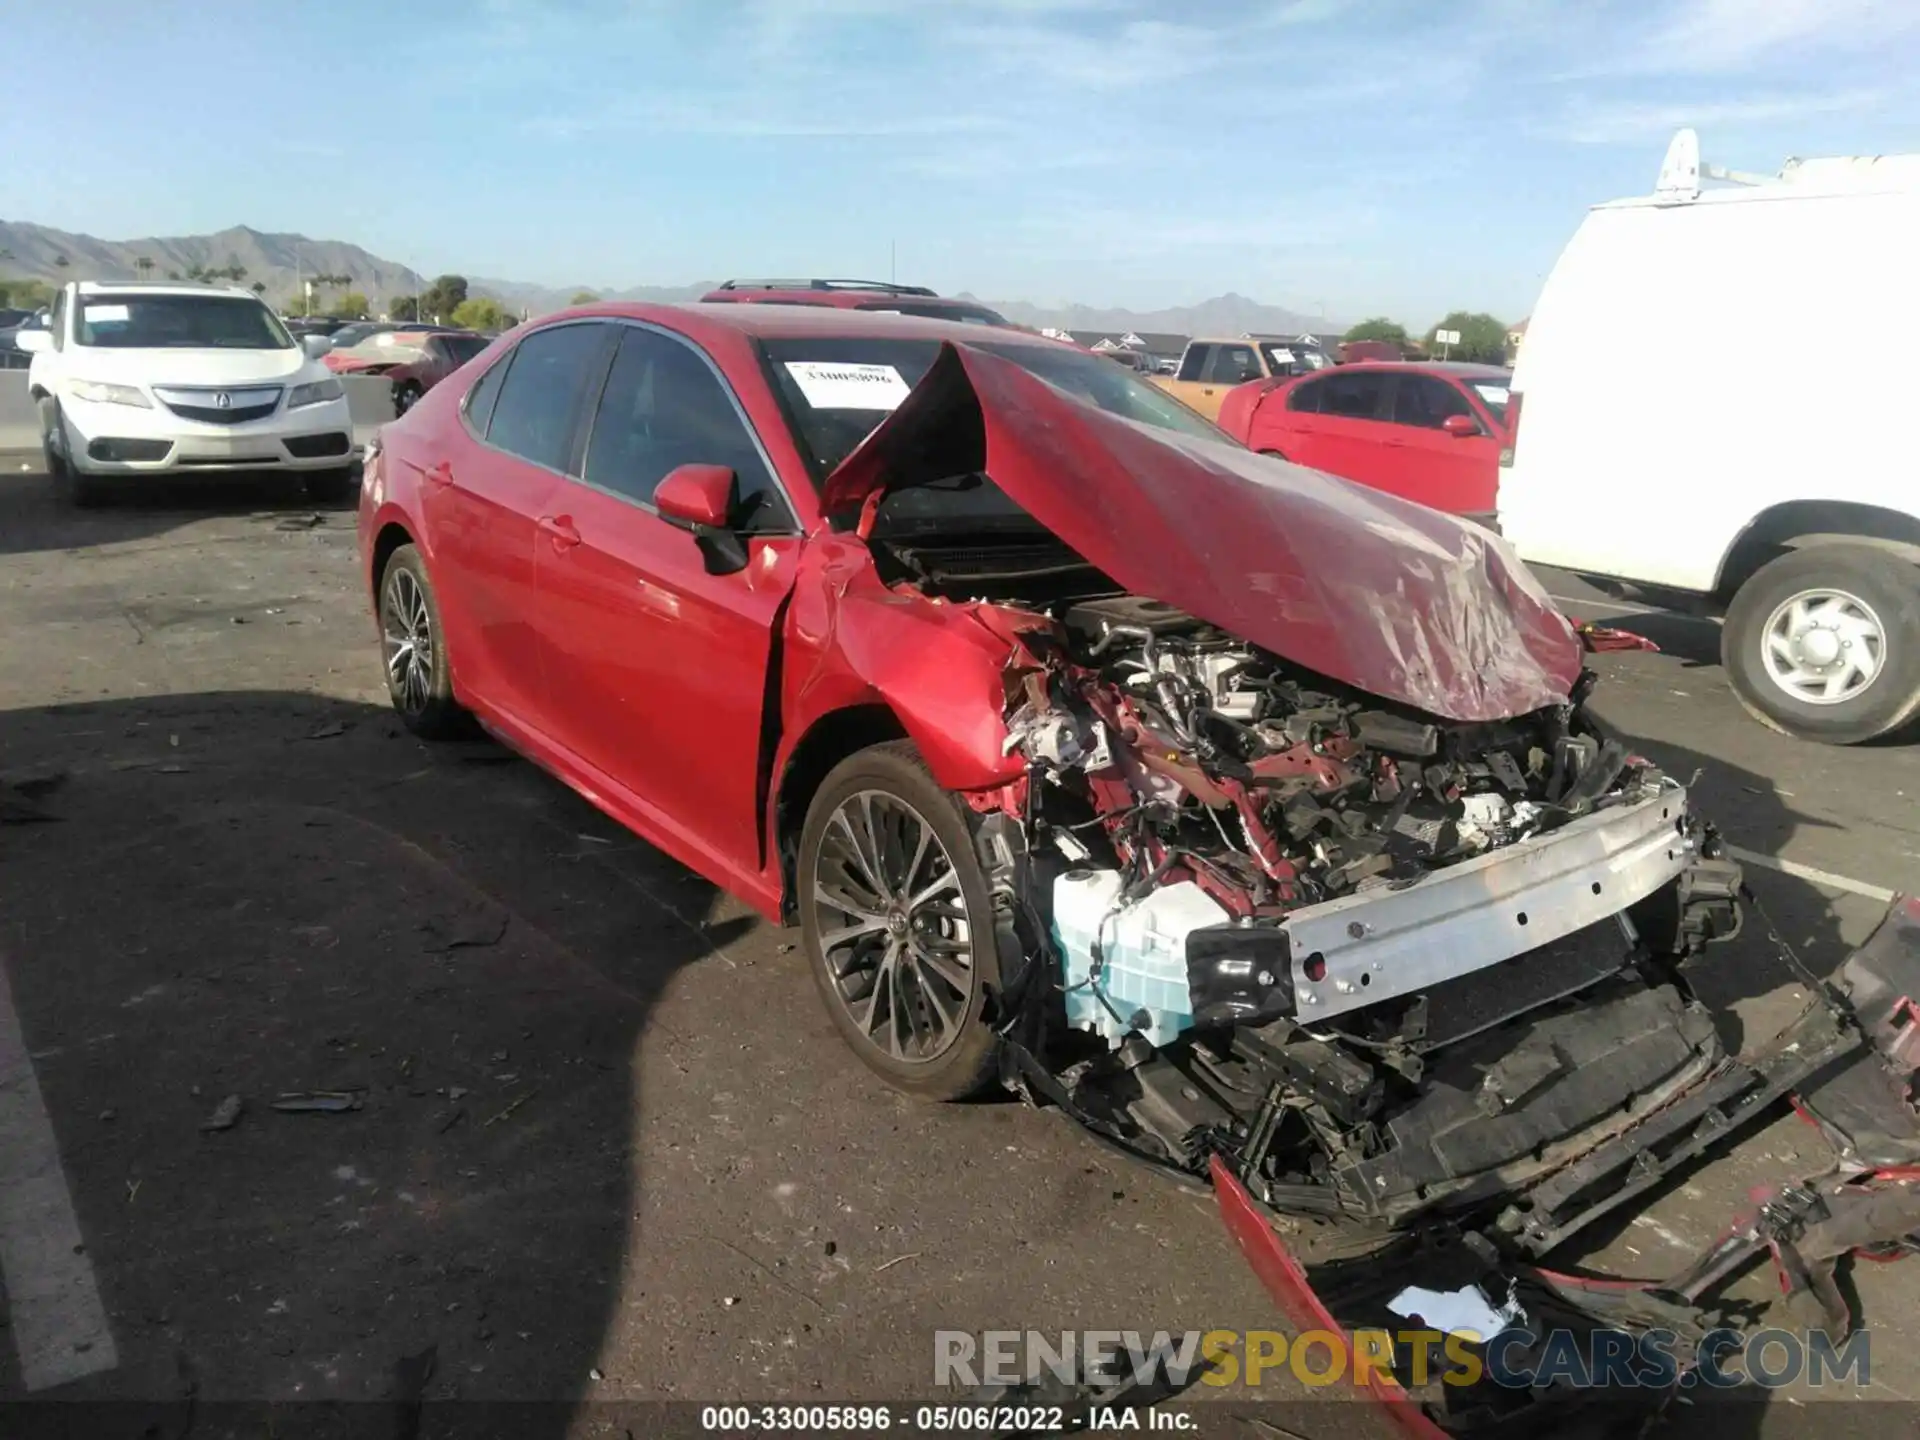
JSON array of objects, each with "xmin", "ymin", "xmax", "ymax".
[{"xmin": 713, "ymin": 278, "xmax": 940, "ymax": 297}]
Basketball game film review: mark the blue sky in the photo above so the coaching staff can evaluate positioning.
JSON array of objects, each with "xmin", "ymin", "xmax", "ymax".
[{"xmin": 3, "ymin": 0, "xmax": 1914, "ymax": 325}]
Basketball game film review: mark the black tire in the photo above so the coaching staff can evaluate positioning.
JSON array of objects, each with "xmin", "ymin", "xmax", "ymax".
[
  {"xmin": 798, "ymin": 740, "xmax": 1003, "ymax": 1101},
  {"xmin": 376, "ymin": 543, "xmax": 467, "ymax": 739},
  {"xmin": 303, "ymin": 466, "xmax": 357, "ymax": 504},
  {"xmin": 38, "ymin": 395, "xmax": 105, "ymax": 506},
  {"xmin": 1722, "ymin": 544, "xmax": 1920, "ymax": 745},
  {"xmin": 393, "ymin": 381, "xmax": 423, "ymax": 416}
]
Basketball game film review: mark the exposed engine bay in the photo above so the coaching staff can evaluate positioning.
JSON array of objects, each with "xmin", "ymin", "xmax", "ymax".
[{"xmin": 860, "ymin": 528, "xmax": 1763, "ymax": 1237}]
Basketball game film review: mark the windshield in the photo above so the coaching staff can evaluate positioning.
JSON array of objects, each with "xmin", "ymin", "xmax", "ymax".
[
  {"xmin": 1260, "ymin": 341, "xmax": 1332, "ymax": 374},
  {"xmin": 442, "ymin": 333, "xmax": 491, "ymax": 364},
  {"xmin": 76, "ymin": 293, "xmax": 294, "ymax": 350},
  {"xmin": 1467, "ymin": 377, "xmax": 1512, "ymax": 424},
  {"xmin": 761, "ymin": 335, "xmax": 1230, "ymax": 483}
]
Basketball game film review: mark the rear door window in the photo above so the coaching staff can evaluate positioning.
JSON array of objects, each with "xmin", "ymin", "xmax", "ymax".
[
  {"xmin": 1308, "ymin": 372, "xmax": 1390, "ymax": 420},
  {"xmin": 1203, "ymin": 344, "xmax": 1261, "ymax": 385},
  {"xmin": 1391, "ymin": 375, "xmax": 1476, "ymax": 430},
  {"xmin": 484, "ymin": 322, "xmax": 612, "ymax": 472},
  {"xmin": 463, "ymin": 354, "xmax": 509, "ymax": 436}
]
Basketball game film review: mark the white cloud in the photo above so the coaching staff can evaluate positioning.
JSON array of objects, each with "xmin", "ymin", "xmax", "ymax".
[
  {"xmin": 950, "ymin": 16, "xmax": 1227, "ymax": 90},
  {"xmin": 1650, "ymin": 0, "xmax": 1916, "ymax": 70},
  {"xmin": 1556, "ymin": 87, "xmax": 1885, "ymax": 144},
  {"xmin": 524, "ymin": 95, "xmax": 1010, "ymax": 139}
]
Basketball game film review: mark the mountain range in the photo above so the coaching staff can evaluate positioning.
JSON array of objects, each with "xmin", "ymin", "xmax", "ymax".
[{"xmin": 0, "ymin": 220, "xmax": 1343, "ymax": 336}]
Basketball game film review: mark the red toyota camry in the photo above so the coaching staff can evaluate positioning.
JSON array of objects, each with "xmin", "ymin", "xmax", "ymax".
[{"xmin": 355, "ymin": 299, "xmax": 1914, "ymax": 1431}]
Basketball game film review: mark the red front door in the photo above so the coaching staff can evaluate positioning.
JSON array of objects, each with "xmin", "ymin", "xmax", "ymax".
[
  {"xmin": 1380, "ymin": 374, "xmax": 1503, "ymax": 515},
  {"xmin": 529, "ymin": 324, "xmax": 804, "ymax": 879},
  {"xmin": 1274, "ymin": 370, "xmax": 1396, "ymax": 486}
]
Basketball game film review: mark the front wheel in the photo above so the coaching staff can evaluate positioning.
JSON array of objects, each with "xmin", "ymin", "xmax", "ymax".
[
  {"xmin": 1722, "ymin": 544, "xmax": 1920, "ymax": 744},
  {"xmin": 798, "ymin": 741, "xmax": 1003, "ymax": 1100}
]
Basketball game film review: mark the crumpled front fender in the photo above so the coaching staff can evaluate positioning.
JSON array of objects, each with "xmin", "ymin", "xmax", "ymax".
[{"xmin": 781, "ymin": 533, "xmax": 1029, "ymax": 793}]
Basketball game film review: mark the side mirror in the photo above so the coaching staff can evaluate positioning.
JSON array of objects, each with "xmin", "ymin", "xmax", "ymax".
[
  {"xmin": 1441, "ymin": 413, "xmax": 1480, "ymax": 437},
  {"xmin": 654, "ymin": 464, "xmax": 748, "ymax": 575},
  {"xmin": 300, "ymin": 334, "xmax": 334, "ymax": 359},
  {"xmin": 13, "ymin": 327, "xmax": 50, "ymax": 355},
  {"xmin": 655, "ymin": 463, "xmax": 737, "ymax": 529}
]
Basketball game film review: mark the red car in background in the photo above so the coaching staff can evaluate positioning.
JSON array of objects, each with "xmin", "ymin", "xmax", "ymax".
[
  {"xmin": 327, "ymin": 329, "xmax": 496, "ymax": 414},
  {"xmin": 1216, "ymin": 361, "xmax": 1512, "ymax": 523}
]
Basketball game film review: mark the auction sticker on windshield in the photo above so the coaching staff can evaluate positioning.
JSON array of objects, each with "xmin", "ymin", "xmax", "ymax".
[
  {"xmin": 784, "ymin": 361, "xmax": 912, "ymax": 411},
  {"xmin": 82, "ymin": 304, "xmax": 131, "ymax": 324}
]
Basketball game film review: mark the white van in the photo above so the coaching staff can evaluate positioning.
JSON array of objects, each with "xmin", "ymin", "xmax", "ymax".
[{"xmin": 1499, "ymin": 130, "xmax": 1920, "ymax": 745}]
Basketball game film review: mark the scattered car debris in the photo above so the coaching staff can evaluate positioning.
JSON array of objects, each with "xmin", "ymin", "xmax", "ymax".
[
  {"xmin": 422, "ymin": 911, "xmax": 510, "ymax": 952},
  {"xmin": 304, "ymin": 720, "xmax": 350, "ymax": 740},
  {"xmin": 1574, "ymin": 620, "xmax": 1660, "ymax": 653},
  {"xmin": 0, "ymin": 764, "xmax": 68, "ymax": 798},
  {"xmin": 873, "ymin": 1253, "xmax": 920, "ymax": 1274},
  {"xmin": 0, "ymin": 782, "xmax": 60, "ymax": 824},
  {"xmin": 275, "ymin": 512, "xmax": 325, "ymax": 532},
  {"xmin": 199, "ymin": 1094, "xmax": 244, "ymax": 1132},
  {"xmin": 270, "ymin": 1090, "xmax": 365, "ymax": 1114},
  {"xmin": 482, "ymin": 1089, "xmax": 537, "ymax": 1127}
]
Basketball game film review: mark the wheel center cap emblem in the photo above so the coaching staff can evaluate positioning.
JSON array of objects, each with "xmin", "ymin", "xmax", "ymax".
[
  {"xmin": 887, "ymin": 911, "xmax": 910, "ymax": 938},
  {"xmin": 1799, "ymin": 627, "xmax": 1841, "ymax": 667}
]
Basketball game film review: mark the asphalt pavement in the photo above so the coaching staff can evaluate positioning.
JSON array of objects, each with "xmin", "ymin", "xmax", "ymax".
[{"xmin": 0, "ymin": 461, "xmax": 1916, "ymax": 1439}]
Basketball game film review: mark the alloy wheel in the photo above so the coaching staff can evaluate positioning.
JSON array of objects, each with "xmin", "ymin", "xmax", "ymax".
[
  {"xmin": 1760, "ymin": 587, "xmax": 1886, "ymax": 706},
  {"xmin": 810, "ymin": 790, "xmax": 974, "ymax": 1063},
  {"xmin": 381, "ymin": 567, "xmax": 435, "ymax": 714}
]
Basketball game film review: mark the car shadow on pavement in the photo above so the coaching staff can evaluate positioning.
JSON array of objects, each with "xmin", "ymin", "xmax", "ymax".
[
  {"xmin": 0, "ymin": 464, "xmax": 357, "ymax": 558},
  {"xmin": 0, "ymin": 689, "xmax": 745, "ymax": 1438}
]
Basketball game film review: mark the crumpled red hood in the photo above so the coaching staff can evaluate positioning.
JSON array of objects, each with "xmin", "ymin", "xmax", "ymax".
[{"xmin": 820, "ymin": 342, "xmax": 1582, "ymax": 723}]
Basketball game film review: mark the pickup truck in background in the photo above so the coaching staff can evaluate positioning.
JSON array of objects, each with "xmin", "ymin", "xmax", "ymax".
[{"xmin": 1150, "ymin": 335, "xmax": 1334, "ymax": 420}]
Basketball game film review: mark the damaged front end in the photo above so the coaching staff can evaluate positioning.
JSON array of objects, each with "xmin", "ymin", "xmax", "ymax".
[
  {"xmin": 819, "ymin": 343, "xmax": 1920, "ymax": 1433},
  {"xmin": 982, "ymin": 604, "xmax": 1783, "ymax": 1235}
]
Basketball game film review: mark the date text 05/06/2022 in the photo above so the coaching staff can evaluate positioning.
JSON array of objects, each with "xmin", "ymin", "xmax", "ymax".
[{"xmin": 698, "ymin": 1404, "xmax": 1194, "ymax": 1432}]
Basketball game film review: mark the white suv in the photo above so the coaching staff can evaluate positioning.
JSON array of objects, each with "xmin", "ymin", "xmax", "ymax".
[{"xmin": 19, "ymin": 282, "xmax": 357, "ymax": 506}]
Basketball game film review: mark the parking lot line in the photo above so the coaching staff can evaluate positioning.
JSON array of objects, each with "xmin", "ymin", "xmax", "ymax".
[
  {"xmin": 1545, "ymin": 592, "xmax": 1720, "ymax": 624},
  {"xmin": 1725, "ymin": 845, "xmax": 1899, "ymax": 904},
  {"xmin": 0, "ymin": 955, "xmax": 118, "ymax": 1390}
]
